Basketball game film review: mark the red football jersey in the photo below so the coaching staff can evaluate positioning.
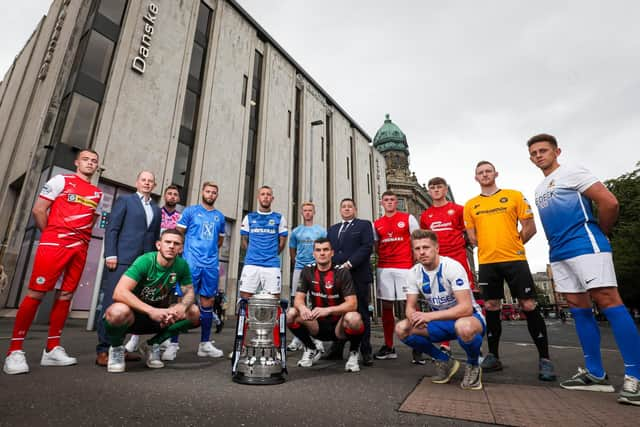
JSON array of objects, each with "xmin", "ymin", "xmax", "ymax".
[
  {"xmin": 420, "ymin": 202, "xmax": 466, "ymax": 256},
  {"xmin": 374, "ymin": 212, "xmax": 417, "ymax": 269},
  {"xmin": 39, "ymin": 174, "xmax": 103, "ymax": 248}
]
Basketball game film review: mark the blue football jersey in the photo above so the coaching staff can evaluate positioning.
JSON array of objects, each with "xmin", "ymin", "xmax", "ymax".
[
  {"xmin": 241, "ymin": 211, "xmax": 288, "ymax": 268},
  {"xmin": 177, "ymin": 205, "xmax": 225, "ymax": 268},
  {"xmin": 289, "ymin": 224, "xmax": 327, "ymax": 270},
  {"xmin": 534, "ymin": 164, "xmax": 611, "ymax": 262}
]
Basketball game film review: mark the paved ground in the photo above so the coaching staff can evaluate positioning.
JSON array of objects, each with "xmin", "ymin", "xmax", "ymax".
[{"xmin": 0, "ymin": 317, "xmax": 636, "ymax": 426}]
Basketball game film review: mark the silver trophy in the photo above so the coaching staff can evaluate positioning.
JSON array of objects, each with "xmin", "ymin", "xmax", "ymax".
[{"xmin": 232, "ymin": 292, "xmax": 287, "ymax": 385}]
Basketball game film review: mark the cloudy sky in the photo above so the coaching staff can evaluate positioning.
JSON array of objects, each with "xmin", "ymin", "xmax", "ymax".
[{"xmin": 2, "ymin": 1, "xmax": 639, "ymax": 272}]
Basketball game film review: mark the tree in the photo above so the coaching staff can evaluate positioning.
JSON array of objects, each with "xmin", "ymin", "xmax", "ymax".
[{"xmin": 606, "ymin": 162, "xmax": 640, "ymax": 308}]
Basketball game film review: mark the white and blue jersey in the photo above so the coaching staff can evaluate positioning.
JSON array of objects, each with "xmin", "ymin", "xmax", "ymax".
[
  {"xmin": 289, "ymin": 224, "xmax": 327, "ymax": 270},
  {"xmin": 534, "ymin": 164, "xmax": 611, "ymax": 262},
  {"xmin": 405, "ymin": 256, "xmax": 483, "ymax": 316},
  {"xmin": 177, "ymin": 205, "xmax": 225, "ymax": 268},
  {"xmin": 241, "ymin": 211, "xmax": 288, "ymax": 268}
]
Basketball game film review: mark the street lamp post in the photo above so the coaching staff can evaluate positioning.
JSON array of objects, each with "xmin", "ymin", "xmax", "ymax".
[{"xmin": 309, "ymin": 119, "xmax": 323, "ymax": 202}]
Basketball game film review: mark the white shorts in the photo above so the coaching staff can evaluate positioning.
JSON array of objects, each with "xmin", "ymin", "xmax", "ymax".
[
  {"xmin": 239, "ymin": 265, "xmax": 282, "ymax": 295},
  {"xmin": 291, "ymin": 269, "xmax": 302, "ymax": 296},
  {"xmin": 551, "ymin": 252, "xmax": 617, "ymax": 294},
  {"xmin": 376, "ymin": 268, "xmax": 410, "ymax": 301}
]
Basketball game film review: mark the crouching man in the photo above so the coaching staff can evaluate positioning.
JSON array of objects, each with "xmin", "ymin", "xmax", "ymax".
[
  {"xmin": 396, "ymin": 230, "xmax": 486, "ymax": 390},
  {"xmin": 287, "ymin": 238, "xmax": 364, "ymax": 372},
  {"xmin": 102, "ymin": 229, "xmax": 200, "ymax": 373}
]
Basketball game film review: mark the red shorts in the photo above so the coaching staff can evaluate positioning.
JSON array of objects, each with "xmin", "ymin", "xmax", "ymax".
[
  {"xmin": 28, "ymin": 243, "xmax": 88, "ymax": 293},
  {"xmin": 444, "ymin": 249, "xmax": 476, "ymax": 290}
]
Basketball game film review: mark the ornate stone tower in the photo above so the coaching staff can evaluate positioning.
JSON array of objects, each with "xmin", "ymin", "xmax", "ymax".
[{"xmin": 372, "ymin": 114, "xmax": 430, "ymax": 219}]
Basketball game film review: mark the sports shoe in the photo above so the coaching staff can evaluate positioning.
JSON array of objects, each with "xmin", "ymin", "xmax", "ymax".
[
  {"xmin": 3, "ymin": 350, "xmax": 29, "ymax": 375},
  {"xmin": 139, "ymin": 342, "xmax": 164, "ymax": 369},
  {"xmin": 374, "ymin": 345, "xmax": 398, "ymax": 360},
  {"xmin": 287, "ymin": 337, "xmax": 304, "ymax": 351},
  {"xmin": 312, "ymin": 338, "xmax": 325, "ymax": 354},
  {"xmin": 461, "ymin": 363, "xmax": 483, "ymax": 390},
  {"xmin": 297, "ymin": 347, "xmax": 322, "ymax": 367},
  {"xmin": 40, "ymin": 346, "xmax": 77, "ymax": 366},
  {"xmin": 538, "ymin": 358, "xmax": 557, "ymax": 381},
  {"xmin": 432, "ymin": 358, "xmax": 460, "ymax": 384},
  {"xmin": 480, "ymin": 353, "xmax": 503, "ymax": 372},
  {"xmin": 161, "ymin": 343, "xmax": 180, "ymax": 361},
  {"xmin": 124, "ymin": 335, "xmax": 140, "ymax": 353},
  {"xmin": 159, "ymin": 338, "xmax": 171, "ymax": 351},
  {"xmin": 345, "ymin": 351, "xmax": 360, "ymax": 372},
  {"xmin": 618, "ymin": 375, "xmax": 640, "ymax": 406},
  {"xmin": 197, "ymin": 341, "xmax": 224, "ymax": 358},
  {"xmin": 411, "ymin": 350, "xmax": 426, "ymax": 365},
  {"xmin": 559, "ymin": 367, "xmax": 615, "ymax": 392},
  {"xmin": 107, "ymin": 346, "xmax": 125, "ymax": 373}
]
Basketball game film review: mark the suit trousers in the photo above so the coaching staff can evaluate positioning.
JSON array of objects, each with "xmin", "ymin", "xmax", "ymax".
[
  {"xmin": 95, "ymin": 264, "xmax": 129, "ymax": 354},
  {"xmin": 355, "ymin": 281, "xmax": 372, "ymax": 355}
]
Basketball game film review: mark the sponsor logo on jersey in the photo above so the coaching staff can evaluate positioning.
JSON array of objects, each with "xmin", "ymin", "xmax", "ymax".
[
  {"xmin": 455, "ymin": 278, "xmax": 464, "ymax": 287},
  {"xmin": 325, "ymin": 281, "xmax": 334, "ymax": 289},
  {"xmin": 68, "ymin": 194, "xmax": 77, "ymax": 202},
  {"xmin": 475, "ymin": 207, "xmax": 507, "ymax": 216},
  {"xmin": 397, "ymin": 221, "xmax": 405, "ymax": 228}
]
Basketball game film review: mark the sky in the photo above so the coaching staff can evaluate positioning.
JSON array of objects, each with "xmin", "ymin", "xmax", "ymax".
[{"xmin": 2, "ymin": 1, "xmax": 639, "ymax": 272}]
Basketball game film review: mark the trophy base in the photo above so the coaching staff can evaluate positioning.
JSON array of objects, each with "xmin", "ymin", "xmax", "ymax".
[{"xmin": 232, "ymin": 372, "xmax": 286, "ymax": 385}]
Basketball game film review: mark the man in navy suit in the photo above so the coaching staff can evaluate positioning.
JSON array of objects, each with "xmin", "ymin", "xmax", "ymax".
[
  {"xmin": 95, "ymin": 171, "xmax": 161, "ymax": 366},
  {"xmin": 327, "ymin": 198, "xmax": 374, "ymax": 366}
]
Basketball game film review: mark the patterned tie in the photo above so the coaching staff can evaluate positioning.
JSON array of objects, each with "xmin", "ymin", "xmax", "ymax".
[{"xmin": 338, "ymin": 221, "xmax": 350, "ymax": 241}]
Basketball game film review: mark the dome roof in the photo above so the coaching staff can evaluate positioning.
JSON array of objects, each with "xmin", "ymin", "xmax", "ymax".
[{"xmin": 373, "ymin": 114, "xmax": 409, "ymax": 155}]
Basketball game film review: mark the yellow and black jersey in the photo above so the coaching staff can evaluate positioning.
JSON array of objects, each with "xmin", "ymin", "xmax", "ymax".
[{"xmin": 463, "ymin": 189, "xmax": 533, "ymax": 264}]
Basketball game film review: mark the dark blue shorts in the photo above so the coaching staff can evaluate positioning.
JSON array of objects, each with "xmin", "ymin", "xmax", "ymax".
[{"xmin": 426, "ymin": 312, "xmax": 486, "ymax": 342}]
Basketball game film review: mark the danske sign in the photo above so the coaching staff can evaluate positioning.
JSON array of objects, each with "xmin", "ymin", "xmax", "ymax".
[{"xmin": 131, "ymin": 2, "xmax": 158, "ymax": 74}]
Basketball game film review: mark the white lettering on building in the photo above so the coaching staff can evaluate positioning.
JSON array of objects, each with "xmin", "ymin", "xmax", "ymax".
[{"xmin": 132, "ymin": 3, "xmax": 158, "ymax": 74}]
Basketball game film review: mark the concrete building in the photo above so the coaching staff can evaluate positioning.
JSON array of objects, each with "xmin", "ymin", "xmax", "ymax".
[{"xmin": 0, "ymin": 0, "xmax": 386, "ymax": 319}]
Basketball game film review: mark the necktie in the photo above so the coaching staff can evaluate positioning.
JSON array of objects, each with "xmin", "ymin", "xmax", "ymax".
[{"xmin": 338, "ymin": 221, "xmax": 350, "ymax": 240}]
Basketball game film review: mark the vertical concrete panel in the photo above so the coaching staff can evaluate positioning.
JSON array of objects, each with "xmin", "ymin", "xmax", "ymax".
[{"xmin": 354, "ymin": 132, "xmax": 373, "ymax": 221}]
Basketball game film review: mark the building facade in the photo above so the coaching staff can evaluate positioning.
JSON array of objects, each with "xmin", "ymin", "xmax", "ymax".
[{"xmin": 0, "ymin": 0, "xmax": 386, "ymax": 318}]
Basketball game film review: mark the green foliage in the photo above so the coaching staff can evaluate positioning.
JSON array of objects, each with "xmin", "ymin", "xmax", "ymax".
[{"xmin": 606, "ymin": 162, "xmax": 640, "ymax": 308}]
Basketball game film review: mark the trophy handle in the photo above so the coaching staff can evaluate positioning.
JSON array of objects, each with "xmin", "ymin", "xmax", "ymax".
[
  {"xmin": 231, "ymin": 298, "xmax": 249, "ymax": 375},
  {"xmin": 279, "ymin": 299, "xmax": 288, "ymax": 374}
]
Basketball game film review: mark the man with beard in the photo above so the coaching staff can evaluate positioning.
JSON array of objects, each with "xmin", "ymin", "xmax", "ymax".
[{"xmin": 171, "ymin": 182, "xmax": 226, "ymax": 359}]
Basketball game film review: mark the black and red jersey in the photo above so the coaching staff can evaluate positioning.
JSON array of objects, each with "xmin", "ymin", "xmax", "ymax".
[{"xmin": 297, "ymin": 265, "xmax": 356, "ymax": 321}]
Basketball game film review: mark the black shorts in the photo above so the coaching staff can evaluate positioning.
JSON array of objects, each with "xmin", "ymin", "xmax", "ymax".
[
  {"xmin": 478, "ymin": 260, "xmax": 536, "ymax": 301},
  {"xmin": 314, "ymin": 318, "xmax": 340, "ymax": 341},
  {"xmin": 127, "ymin": 312, "xmax": 163, "ymax": 335}
]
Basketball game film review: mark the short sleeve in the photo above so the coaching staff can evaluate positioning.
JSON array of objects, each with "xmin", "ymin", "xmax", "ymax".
[
  {"xmin": 219, "ymin": 214, "xmax": 226, "ymax": 236},
  {"xmin": 176, "ymin": 207, "xmax": 191, "ymax": 229},
  {"xmin": 176, "ymin": 258, "xmax": 193, "ymax": 286},
  {"xmin": 463, "ymin": 202, "xmax": 475, "ymax": 230},
  {"xmin": 123, "ymin": 254, "xmax": 151, "ymax": 282},
  {"xmin": 408, "ymin": 215, "xmax": 420, "ymax": 232},
  {"xmin": 445, "ymin": 258, "xmax": 470, "ymax": 291},
  {"xmin": 240, "ymin": 215, "xmax": 249, "ymax": 235},
  {"xmin": 567, "ymin": 165, "xmax": 600, "ymax": 193},
  {"xmin": 289, "ymin": 227, "xmax": 298, "ymax": 249},
  {"xmin": 516, "ymin": 191, "xmax": 534, "ymax": 220},
  {"xmin": 403, "ymin": 265, "xmax": 421, "ymax": 295},
  {"xmin": 278, "ymin": 215, "xmax": 288, "ymax": 236},
  {"xmin": 39, "ymin": 175, "xmax": 65, "ymax": 201},
  {"xmin": 296, "ymin": 266, "xmax": 311, "ymax": 294},
  {"xmin": 337, "ymin": 269, "xmax": 356, "ymax": 297}
]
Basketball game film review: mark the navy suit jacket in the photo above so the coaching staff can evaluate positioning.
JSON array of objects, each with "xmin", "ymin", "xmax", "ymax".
[
  {"xmin": 328, "ymin": 218, "xmax": 374, "ymax": 286},
  {"xmin": 104, "ymin": 193, "xmax": 161, "ymax": 265}
]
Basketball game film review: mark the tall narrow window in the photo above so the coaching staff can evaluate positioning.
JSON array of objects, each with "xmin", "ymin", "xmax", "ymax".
[
  {"xmin": 349, "ymin": 136, "xmax": 356, "ymax": 198},
  {"xmin": 291, "ymin": 87, "xmax": 302, "ymax": 228},
  {"xmin": 325, "ymin": 114, "xmax": 332, "ymax": 225},
  {"xmin": 241, "ymin": 75, "xmax": 248, "ymax": 106},
  {"xmin": 242, "ymin": 51, "xmax": 264, "ymax": 213},
  {"xmin": 172, "ymin": 2, "xmax": 213, "ymax": 200}
]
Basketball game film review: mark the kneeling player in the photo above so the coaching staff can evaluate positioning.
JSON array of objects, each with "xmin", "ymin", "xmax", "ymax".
[
  {"xmin": 102, "ymin": 230, "xmax": 200, "ymax": 373},
  {"xmin": 287, "ymin": 238, "xmax": 364, "ymax": 372},
  {"xmin": 396, "ymin": 230, "xmax": 486, "ymax": 390}
]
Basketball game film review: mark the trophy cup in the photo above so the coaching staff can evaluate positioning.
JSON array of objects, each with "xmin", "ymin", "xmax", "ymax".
[{"xmin": 231, "ymin": 292, "xmax": 287, "ymax": 384}]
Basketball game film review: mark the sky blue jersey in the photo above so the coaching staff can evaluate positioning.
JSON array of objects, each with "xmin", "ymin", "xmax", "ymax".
[
  {"xmin": 177, "ymin": 205, "xmax": 225, "ymax": 268},
  {"xmin": 241, "ymin": 211, "xmax": 288, "ymax": 268},
  {"xmin": 534, "ymin": 164, "xmax": 611, "ymax": 262},
  {"xmin": 289, "ymin": 224, "xmax": 327, "ymax": 270}
]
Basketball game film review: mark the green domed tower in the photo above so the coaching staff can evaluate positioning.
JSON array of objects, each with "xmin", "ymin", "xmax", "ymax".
[{"xmin": 373, "ymin": 114, "xmax": 409, "ymax": 171}]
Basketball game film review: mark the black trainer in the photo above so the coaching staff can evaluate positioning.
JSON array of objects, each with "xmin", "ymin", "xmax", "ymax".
[{"xmin": 374, "ymin": 345, "xmax": 398, "ymax": 360}]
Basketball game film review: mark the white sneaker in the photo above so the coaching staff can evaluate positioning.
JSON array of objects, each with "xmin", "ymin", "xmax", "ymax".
[
  {"xmin": 198, "ymin": 341, "xmax": 224, "ymax": 358},
  {"xmin": 312, "ymin": 338, "xmax": 325, "ymax": 354},
  {"xmin": 3, "ymin": 350, "xmax": 29, "ymax": 375},
  {"xmin": 140, "ymin": 342, "xmax": 164, "ymax": 369},
  {"xmin": 40, "ymin": 346, "xmax": 77, "ymax": 366},
  {"xmin": 161, "ymin": 343, "xmax": 180, "ymax": 361},
  {"xmin": 159, "ymin": 338, "xmax": 172, "ymax": 351},
  {"xmin": 107, "ymin": 346, "xmax": 125, "ymax": 373},
  {"xmin": 124, "ymin": 335, "xmax": 140, "ymax": 353},
  {"xmin": 287, "ymin": 337, "xmax": 304, "ymax": 351},
  {"xmin": 345, "ymin": 351, "xmax": 360, "ymax": 372},
  {"xmin": 297, "ymin": 347, "xmax": 322, "ymax": 367}
]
